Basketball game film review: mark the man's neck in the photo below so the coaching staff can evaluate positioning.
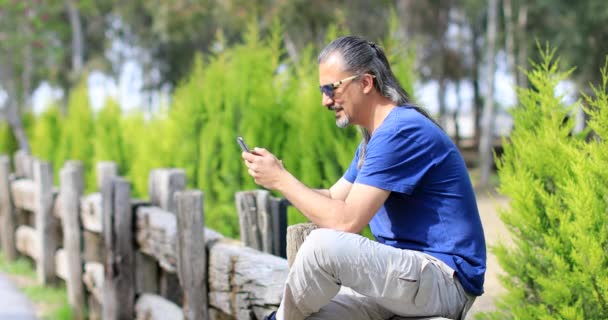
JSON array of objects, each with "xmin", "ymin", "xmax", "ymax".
[{"xmin": 362, "ymin": 96, "xmax": 397, "ymax": 135}]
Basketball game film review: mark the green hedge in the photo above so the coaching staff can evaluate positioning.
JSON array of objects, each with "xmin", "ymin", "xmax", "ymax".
[{"xmin": 481, "ymin": 48, "xmax": 608, "ymax": 319}]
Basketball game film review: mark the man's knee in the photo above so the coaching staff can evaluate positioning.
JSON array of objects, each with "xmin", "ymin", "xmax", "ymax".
[{"xmin": 297, "ymin": 228, "xmax": 352, "ymax": 267}]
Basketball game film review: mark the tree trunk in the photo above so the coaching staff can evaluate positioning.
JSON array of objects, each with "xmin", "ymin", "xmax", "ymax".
[
  {"xmin": 283, "ymin": 31, "xmax": 299, "ymax": 64},
  {"xmin": 471, "ymin": 22, "xmax": 483, "ymax": 146},
  {"xmin": 479, "ymin": 0, "xmax": 499, "ymax": 189},
  {"xmin": 395, "ymin": 0, "xmax": 414, "ymax": 41},
  {"xmin": 453, "ymin": 80, "xmax": 462, "ymax": 148},
  {"xmin": 437, "ymin": 77, "xmax": 448, "ymax": 128},
  {"xmin": 21, "ymin": 19, "xmax": 33, "ymax": 111},
  {"xmin": 65, "ymin": 0, "xmax": 85, "ymax": 80},
  {"xmin": 0, "ymin": 62, "xmax": 30, "ymax": 152},
  {"xmin": 516, "ymin": 2, "xmax": 528, "ymax": 89},
  {"xmin": 503, "ymin": 0, "xmax": 517, "ymax": 87}
]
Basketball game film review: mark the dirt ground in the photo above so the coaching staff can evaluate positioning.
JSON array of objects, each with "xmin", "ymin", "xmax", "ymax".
[{"xmin": 466, "ymin": 194, "xmax": 511, "ymax": 319}]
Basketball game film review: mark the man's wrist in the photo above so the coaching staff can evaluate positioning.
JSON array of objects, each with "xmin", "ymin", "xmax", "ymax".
[{"xmin": 275, "ymin": 169, "xmax": 293, "ymax": 193}]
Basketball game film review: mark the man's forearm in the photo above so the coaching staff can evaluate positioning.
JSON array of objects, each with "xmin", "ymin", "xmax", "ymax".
[
  {"xmin": 277, "ymin": 172, "xmax": 350, "ymax": 231},
  {"xmin": 313, "ymin": 189, "xmax": 331, "ymax": 198}
]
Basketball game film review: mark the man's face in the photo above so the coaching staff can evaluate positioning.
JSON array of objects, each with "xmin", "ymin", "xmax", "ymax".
[{"xmin": 319, "ymin": 54, "xmax": 361, "ymax": 128}]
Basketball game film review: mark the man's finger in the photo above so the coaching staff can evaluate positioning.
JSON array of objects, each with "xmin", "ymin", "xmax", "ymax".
[{"xmin": 253, "ymin": 147, "xmax": 269, "ymax": 155}]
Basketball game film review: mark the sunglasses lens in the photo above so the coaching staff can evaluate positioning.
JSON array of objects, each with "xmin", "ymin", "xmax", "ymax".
[{"xmin": 320, "ymin": 85, "xmax": 334, "ymax": 97}]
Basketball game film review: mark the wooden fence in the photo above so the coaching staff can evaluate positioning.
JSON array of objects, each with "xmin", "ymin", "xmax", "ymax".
[{"xmin": 0, "ymin": 151, "xmax": 294, "ymax": 320}]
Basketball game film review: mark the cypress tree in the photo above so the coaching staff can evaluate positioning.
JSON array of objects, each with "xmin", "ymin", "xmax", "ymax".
[
  {"xmin": 31, "ymin": 104, "xmax": 62, "ymax": 183},
  {"xmin": 482, "ymin": 48, "xmax": 608, "ymax": 319},
  {"xmin": 57, "ymin": 80, "xmax": 96, "ymax": 192}
]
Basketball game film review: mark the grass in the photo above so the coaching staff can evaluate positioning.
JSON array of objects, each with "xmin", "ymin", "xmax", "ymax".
[{"xmin": 0, "ymin": 251, "xmax": 73, "ymax": 320}]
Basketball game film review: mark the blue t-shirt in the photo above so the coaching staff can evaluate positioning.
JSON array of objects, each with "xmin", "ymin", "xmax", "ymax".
[{"xmin": 344, "ymin": 106, "xmax": 486, "ymax": 296}]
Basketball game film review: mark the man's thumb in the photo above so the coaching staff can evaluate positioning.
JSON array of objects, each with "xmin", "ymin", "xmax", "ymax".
[{"xmin": 253, "ymin": 147, "xmax": 268, "ymax": 155}]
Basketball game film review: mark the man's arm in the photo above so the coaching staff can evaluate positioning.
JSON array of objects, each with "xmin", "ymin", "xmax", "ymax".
[
  {"xmin": 277, "ymin": 173, "xmax": 388, "ymax": 233},
  {"xmin": 314, "ymin": 178, "xmax": 353, "ymax": 200},
  {"xmin": 243, "ymin": 148, "xmax": 387, "ymax": 233}
]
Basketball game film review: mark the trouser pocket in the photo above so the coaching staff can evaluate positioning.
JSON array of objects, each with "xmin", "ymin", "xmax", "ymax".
[{"xmin": 414, "ymin": 259, "xmax": 434, "ymax": 307}]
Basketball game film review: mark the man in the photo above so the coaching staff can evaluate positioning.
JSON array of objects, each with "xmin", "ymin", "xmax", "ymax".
[{"xmin": 242, "ymin": 36, "xmax": 486, "ymax": 320}]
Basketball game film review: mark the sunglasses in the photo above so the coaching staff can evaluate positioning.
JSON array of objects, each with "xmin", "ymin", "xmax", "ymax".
[{"xmin": 319, "ymin": 74, "xmax": 360, "ymax": 98}]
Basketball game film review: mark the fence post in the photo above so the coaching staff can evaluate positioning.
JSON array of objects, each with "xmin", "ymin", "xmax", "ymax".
[
  {"xmin": 236, "ymin": 190, "xmax": 288, "ymax": 257},
  {"xmin": 0, "ymin": 155, "xmax": 17, "ymax": 260},
  {"xmin": 286, "ymin": 223, "xmax": 318, "ymax": 268},
  {"xmin": 14, "ymin": 150, "xmax": 33, "ymax": 179},
  {"xmin": 270, "ymin": 197, "xmax": 288, "ymax": 258},
  {"xmin": 236, "ymin": 190, "xmax": 265, "ymax": 252},
  {"xmin": 149, "ymin": 168, "xmax": 186, "ymax": 213},
  {"xmin": 176, "ymin": 190, "xmax": 208, "ymax": 320},
  {"xmin": 102, "ymin": 177, "xmax": 135, "ymax": 320},
  {"xmin": 34, "ymin": 159, "xmax": 57, "ymax": 284},
  {"xmin": 96, "ymin": 162, "xmax": 118, "ymax": 191},
  {"xmin": 60, "ymin": 161, "xmax": 86, "ymax": 319},
  {"xmin": 149, "ymin": 168, "xmax": 186, "ymax": 304}
]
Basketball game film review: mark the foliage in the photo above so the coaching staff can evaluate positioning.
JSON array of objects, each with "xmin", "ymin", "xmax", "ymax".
[
  {"xmin": 479, "ymin": 48, "xmax": 608, "ymax": 319},
  {"xmin": 0, "ymin": 120, "xmax": 18, "ymax": 156},
  {"xmin": 56, "ymin": 80, "xmax": 96, "ymax": 192},
  {"xmin": 30, "ymin": 104, "xmax": 62, "ymax": 183},
  {"xmin": 94, "ymin": 98, "xmax": 127, "ymax": 175}
]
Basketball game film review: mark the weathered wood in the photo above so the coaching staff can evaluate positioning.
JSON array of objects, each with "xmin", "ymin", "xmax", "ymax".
[
  {"xmin": 83, "ymin": 262, "xmax": 104, "ymax": 303},
  {"xmin": 135, "ymin": 294, "xmax": 184, "ymax": 320},
  {"xmin": 10, "ymin": 179, "xmax": 36, "ymax": 211},
  {"xmin": 96, "ymin": 162, "xmax": 118, "ymax": 191},
  {"xmin": 55, "ymin": 248, "xmax": 68, "ymax": 280},
  {"xmin": 148, "ymin": 168, "xmax": 186, "ymax": 213},
  {"xmin": 53, "ymin": 196, "xmax": 62, "ymax": 219},
  {"xmin": 208, "ymin": 240, "xmax": 288, "ymax": 320},
  {"xmin": 34, "ymin": 159, "xmax": 57, "ymax": 284},
  {"xmin": 176, "ymin": 190, "xmax": 208, "ymax": 320},
  {"xmin": 88, "ymin": 293, "xmax": 102, "ymax": 320},
  {"xmin": 256, "ymin": 191, "xmax": 272, "ymax": 254},
  {"xmin": 286, "ymin": 223, "xmax": 318, "ymax": 268},
  {"xmin": 60, "ymin": 162, "xmax": 86, "ymax": 319},
  {"xmin": 236, "ymin": 190, "xmax": 289, "ymax": 257},
  {"xmin": 14, "ymin": 150, "xmax": 33, "ymax": 179},
  {"xmin": 83, "ymin": 230, "xmax": 104, "ymax": 263},
  {"xmin": 236, "ymin": 191, "xmax": 262, "ymax": 251},
  {"xmin": 159, "ymin": 271, "xmax": 183, "ymax": 306},
  {"xmin": 136, "ymin": 205, "xmax": 223, "ymax": 273},
  {"xmin": 0, "ymin": 155, "xmax": 17, "ymax": 260},
  {"xmin": 270, "ymin": 197, "xmax": 288, "ymax": 258},
  {"xmin": 136, "ymin": 206, "xmax": 177, "ymax": 272},
  {"xmin": 15, "ymin": 225, "xmax": 38, "ymax": 260},
  {"xmin": 80, "ymin": 193, "xmax": 102, "ymax": 233},
  {"xmin": 135, "ymin": 251, "xmax": 159, "ymax": 294},
  {"xmin": 102, "ymin": 177, "xmax": 135, "ymax": 320}
]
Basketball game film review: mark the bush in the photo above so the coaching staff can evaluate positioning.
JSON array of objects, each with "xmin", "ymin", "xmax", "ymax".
[
  {"xmin": 482, "ymin": 48, "xmax": 608, "ymax": 319},
  {"xmin": 31, "ymin": 104, "xmax": 62, "ymax": 182},
  {"xmin": 57, "ymin": 80, "xmax": 96, "ymax": 192},
  {"xmin": 0, "ymin": 120, "xmax": 18, "ymax": 156}
]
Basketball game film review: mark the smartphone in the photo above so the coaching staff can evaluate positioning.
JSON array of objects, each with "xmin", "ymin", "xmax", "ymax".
[{"xmin": 236, "ymin": 136, "xmax": 251, "ymax": 153}]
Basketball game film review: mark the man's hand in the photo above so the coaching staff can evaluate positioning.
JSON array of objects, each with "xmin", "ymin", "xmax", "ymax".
[{"xmin": 242, "ymin": 148, "xmax": 286, "ymax": 190}]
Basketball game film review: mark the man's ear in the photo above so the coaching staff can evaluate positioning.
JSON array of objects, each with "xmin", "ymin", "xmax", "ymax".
[{"xmin": 362, "ymin": 74, "xmax": 375, "ymax": 94}]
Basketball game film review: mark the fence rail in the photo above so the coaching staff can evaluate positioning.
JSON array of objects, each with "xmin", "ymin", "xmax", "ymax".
[{"xmin": 0, "ymin": 151, "xmax": 298, "ymax": 320}]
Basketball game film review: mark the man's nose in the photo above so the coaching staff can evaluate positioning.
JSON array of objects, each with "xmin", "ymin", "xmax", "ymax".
[{"xmin": 322, "ymin": 93, "xmax": 334, "ymax": 108}]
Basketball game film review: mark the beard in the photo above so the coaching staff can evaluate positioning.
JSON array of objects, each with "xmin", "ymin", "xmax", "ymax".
[
  {"xmin": 329, "ymin": 104, "xmax": 350, "ymax": 128},
  {"xmin": 336, "ymin": 115, "xmax": 350, "ymax": 128}
]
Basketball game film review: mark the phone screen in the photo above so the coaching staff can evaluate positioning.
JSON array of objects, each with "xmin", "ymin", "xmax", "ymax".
[{"xmin": 236, "ymin": 136, "xmax": 251, "ymax": 152}]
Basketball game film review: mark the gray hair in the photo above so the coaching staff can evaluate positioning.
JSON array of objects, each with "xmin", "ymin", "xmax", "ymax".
[{"xmin": 318, "ymin": 35, "xmax": 438, "ymax": 169}]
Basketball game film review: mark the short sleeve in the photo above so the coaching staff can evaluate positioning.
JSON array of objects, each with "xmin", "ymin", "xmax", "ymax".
[
  {"xmin": 343, "ymin": 144, "xmax": 361, "ymax": 183},
  {"xmin": 355, "ymin": 129, "xmax": 435, "ymax": 195}
]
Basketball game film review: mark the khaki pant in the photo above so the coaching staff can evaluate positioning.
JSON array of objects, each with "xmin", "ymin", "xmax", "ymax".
[{"xmin": 277, "ymin": 229, "xmax": 476, "ymax": 320}]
